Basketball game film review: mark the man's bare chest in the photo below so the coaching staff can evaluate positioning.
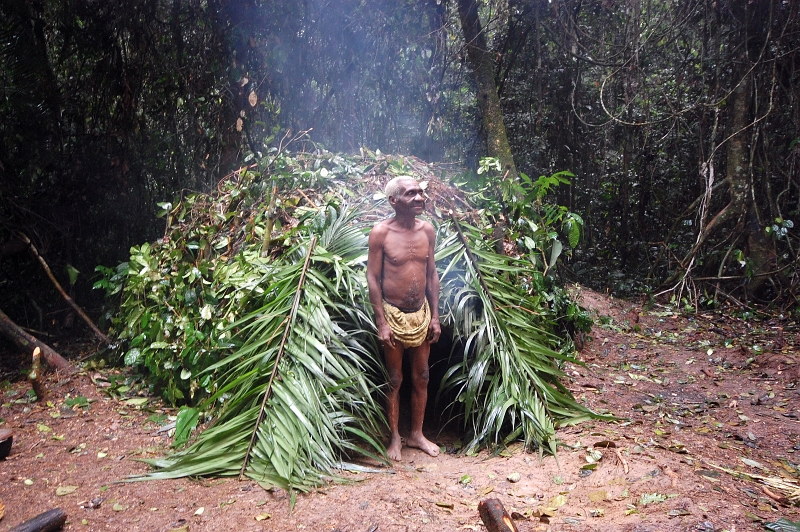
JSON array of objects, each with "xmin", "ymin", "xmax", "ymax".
[{"xmin": 383, "ymin": 231, "xmax": 429, "ymax": 266}]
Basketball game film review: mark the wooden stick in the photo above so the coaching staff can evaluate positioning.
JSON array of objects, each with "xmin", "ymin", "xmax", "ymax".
[
  {"xmin": 29, "ymin": 347, "xmax": 46, "ymax": 401},
  {"xmin": 8, "ymin": 508, "xmax": 67, "ymax": 532},
  {"xmin": 0, "ymin": 308, "xmax": 72, "ymax": 373},
  {"xmin": 663, "ymin": 466, "xmax": 679, "ymax": 487},
  {"xmin": 761, "ymin": 486, "xmax": 790, "ymax": 506},
  {"xmin": 239, "ymin": 235, "xmax": 317, "ymax": 479},
  {"xmin": 478, "ymin": 498, "xmax": 518, "ymax": 532},
  {"xmin": 449, "ymin": 210, "xmax": 496, "ymax": 310},
  {"xmin": 17, "ymin": 233, "xmax": 110, "ymax": 345},
  {"xmin": 615, "ymin": 448, "xmax": 629, "ymax": 474}
]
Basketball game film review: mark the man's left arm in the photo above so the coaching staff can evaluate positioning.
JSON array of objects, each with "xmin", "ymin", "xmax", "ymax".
[{"xmin": 425, "ymin": 223, "xmax": 441, "ymax": 344}]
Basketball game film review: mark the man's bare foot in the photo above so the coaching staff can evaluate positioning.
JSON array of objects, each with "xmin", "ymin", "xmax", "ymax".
[
  {"xmin": 406, "ymin": 434, "xmax": 440, "ymax": 457},
  {"xmin": 387, "ymin": 435, "xmax": 403, "ymax": 462}
]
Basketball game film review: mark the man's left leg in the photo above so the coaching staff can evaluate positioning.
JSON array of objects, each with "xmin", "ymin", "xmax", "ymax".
[{"xmin": 405, "ymin": 340, "xmax": 440, "ymax": 457}]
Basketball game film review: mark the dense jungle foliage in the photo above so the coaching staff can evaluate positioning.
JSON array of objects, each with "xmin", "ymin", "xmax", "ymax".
[{"xmin": 2, "ymin": 0, "xmax": 799, "ymax": 321}]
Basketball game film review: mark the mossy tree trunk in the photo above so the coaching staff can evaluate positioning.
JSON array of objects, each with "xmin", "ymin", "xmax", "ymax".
[
  {"xmin": 720, "ymin": 4, "xmax": 774, "ymax": 295},
  {"xmin": 727, "ymin": 67, "xmax": 774, "ymax": 295},
  {"xmin": 457, "ymin": 0, "xmax": 518, "ymax": 182}
]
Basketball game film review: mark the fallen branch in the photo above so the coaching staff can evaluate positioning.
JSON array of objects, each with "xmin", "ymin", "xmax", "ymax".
[
  {"xmin": 709, "ymin": 462, "xmax": 800, "ymax": 504},
  {"xmin": 0, "ymin": 308, "xmax": 72, "ymax": 373},
  {"xmin": 17, "ymin": 233, "xmax": 110, "ymax": 345},
  {"xmin": 8, "ymin": 508, "xmax": 67, "ymax": 532}
]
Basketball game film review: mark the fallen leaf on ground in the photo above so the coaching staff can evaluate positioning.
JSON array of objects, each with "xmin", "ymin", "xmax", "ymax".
[
  {"xmin": 639, "ymin": 493, "xmax": 667, "ymax": 506},
  {"xmin": 589, "ymin": 490, "xmax": 607, "ymax": 502},
  {"xmin": 56, "ymin": 485, "xmax": 78, "ymax": 496},
  {"xmin": 741, "ymin": 457, "xmax": 766, "ymax": 470},
  {"xmin": 668, "ymin": 508, "xmax": 692, "ymax": 517},
  {"xmin": 548, "ymin": 494, "xmax": 567, "ymax": 508},
  {"xmin": 125, "ymin": 397, "xmax": 148, "ymax": 407},
  {"xmin": 765, "ymin": 518, "xmax": 800, "ymax": 531}
]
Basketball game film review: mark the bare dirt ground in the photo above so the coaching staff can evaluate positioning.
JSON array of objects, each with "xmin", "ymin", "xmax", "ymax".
[{"xmin": 2, "ymin": 287, "xmax": 800, "ymax": 531}]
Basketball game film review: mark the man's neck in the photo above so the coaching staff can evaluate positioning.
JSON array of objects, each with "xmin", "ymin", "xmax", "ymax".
[{"xmin": 393, "ymin": 213, "xmax": 417, "ymax": 229}]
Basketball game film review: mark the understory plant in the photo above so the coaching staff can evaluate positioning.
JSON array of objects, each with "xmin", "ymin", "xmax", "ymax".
[{"xmin": 99, "ymin": 149, "xmax": 599, "ymax": 492}]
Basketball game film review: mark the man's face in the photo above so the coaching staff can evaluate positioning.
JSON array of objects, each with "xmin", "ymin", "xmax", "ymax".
[{"xmin": 390, "ymin": 179, "xmax": 426, "ymax": 215}]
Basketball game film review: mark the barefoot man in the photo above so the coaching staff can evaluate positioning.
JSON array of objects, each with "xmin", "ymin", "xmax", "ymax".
[{"xmin": 367, "ymin": 176, "xmax": 441, "ymax": 461}]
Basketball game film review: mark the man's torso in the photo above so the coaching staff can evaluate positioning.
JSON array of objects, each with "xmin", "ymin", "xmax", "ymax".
[{"xmin": 380, "ymin": 219, "xmax": 430, "ymax": 311}]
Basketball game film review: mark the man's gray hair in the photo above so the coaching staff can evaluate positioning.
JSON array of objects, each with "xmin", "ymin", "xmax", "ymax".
[{"xmin": 384, "ymin": 176, "xmax": 414, "ymax": 199}]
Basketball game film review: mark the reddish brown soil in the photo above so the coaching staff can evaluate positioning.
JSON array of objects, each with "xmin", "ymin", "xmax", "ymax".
[{"xmin": 2, "ymin": 288, "xmax": 800, "ymax": 531}]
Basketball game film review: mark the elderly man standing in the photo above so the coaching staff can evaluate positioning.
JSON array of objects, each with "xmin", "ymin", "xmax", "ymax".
[{"xmin": 367, "ymin": 176, "xmax": 441, "ymax": 461}]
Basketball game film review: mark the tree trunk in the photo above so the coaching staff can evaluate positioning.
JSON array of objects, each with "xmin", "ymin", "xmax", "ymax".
[
  {"xmin": 457, "ymin": 0, "xmax": 518, "ymax": 182},
  {"xmin": 0, "ymin": 309, "xmax": 72, "ymax": 373},
  {"xmin": 207, "ymin": 0, "xmax": 245, "ymax": 176},
  {"xmin": 725, "ymin": 34, "xmax": 772, "ymax": 294}
]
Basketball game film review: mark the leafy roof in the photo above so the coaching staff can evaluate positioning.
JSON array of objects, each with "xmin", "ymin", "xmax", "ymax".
[{"xmin": 100, "ymin": 148, "xmax": 600, "ymax": 493}]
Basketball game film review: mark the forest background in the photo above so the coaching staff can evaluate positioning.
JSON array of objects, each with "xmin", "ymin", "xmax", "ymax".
[{"xmin": 1, "ymin": 0, "xmax": 799, "ymax": 342}]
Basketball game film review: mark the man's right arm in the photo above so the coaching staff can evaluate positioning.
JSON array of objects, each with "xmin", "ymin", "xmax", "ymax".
[{"xmin": 367, "ymin": 225, "xmax": 394, "ymax": 346}]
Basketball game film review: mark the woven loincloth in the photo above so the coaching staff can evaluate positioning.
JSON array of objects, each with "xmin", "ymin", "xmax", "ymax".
[{"xmin": 382, "ymin": 299, "xmax": 431, "ymax": 348}]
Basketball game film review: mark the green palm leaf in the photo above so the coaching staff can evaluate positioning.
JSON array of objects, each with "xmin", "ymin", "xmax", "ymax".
[
  {"xmin": 436, "ymin": 218, "xmax": 602, "ymax": 454},
  {"xmin": 136, "ymin": 205, "xmax": 387, "ymax": 492}
]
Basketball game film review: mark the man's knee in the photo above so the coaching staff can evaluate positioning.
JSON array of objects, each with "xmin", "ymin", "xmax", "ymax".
[
  {"xmin": 412, "ymin": 367, "xmax": 430, "ymax": 385},
  {"xmin": 388, "ymin": 369, "xmax": 403, "ymax": 391}
]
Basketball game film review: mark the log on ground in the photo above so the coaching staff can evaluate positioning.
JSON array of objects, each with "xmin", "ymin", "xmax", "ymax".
[
  {"xmin": 478, "ymin": 498, "xmax": 519, "ymax": 532},
  {"xmin": 0, "ymin": 309, "xmax": 72, "ymax": 373},
  {"xmin": 0, "ymin": 428, "xmax": 12, "ymax": 460},
  {"xmin": 8, "ymin": 508, "xmax": 67, "ymax": 532}
]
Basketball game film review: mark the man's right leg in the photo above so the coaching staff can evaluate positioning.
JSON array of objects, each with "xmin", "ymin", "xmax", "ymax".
[
  {"xmin": 405, "ymin": 341, "xmax": 439, "ymax": 457},
  {"xmin": 384, "ymin": 342, "xmax": 405, "ymax": 461}
]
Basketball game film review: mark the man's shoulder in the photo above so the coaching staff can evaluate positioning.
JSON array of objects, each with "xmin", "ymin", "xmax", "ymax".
[
  {"xmin": 369, "ymin": 219, "xmax": 392, "ymax": 242},
  {"xmin": 372, "ymin": 218, "xmax": 392, "ymax": 233},
  {"xmin": 418, "ymin": 219, "xmax": 435, "ymax": 234}
]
